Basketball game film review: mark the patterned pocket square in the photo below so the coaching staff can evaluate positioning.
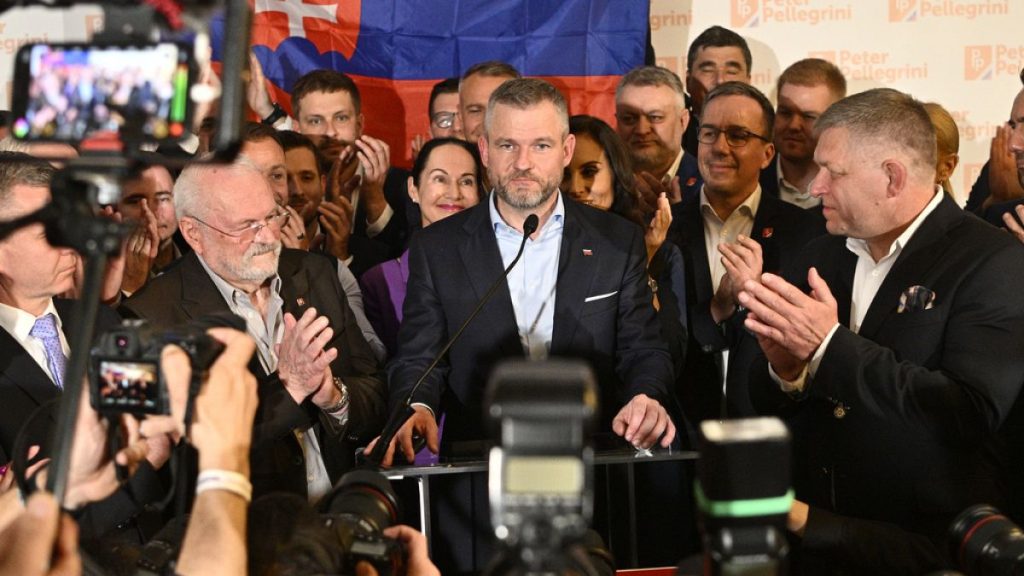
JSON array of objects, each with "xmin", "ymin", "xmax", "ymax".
[{"xmin": 897, "ymin": 285, "xmax": 936, "ymax": 313}]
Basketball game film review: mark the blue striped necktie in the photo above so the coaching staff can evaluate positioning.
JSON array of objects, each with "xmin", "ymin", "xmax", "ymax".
[{"xmin": 30, "ymin": 313, "xmax": 66, "ymax": 389}]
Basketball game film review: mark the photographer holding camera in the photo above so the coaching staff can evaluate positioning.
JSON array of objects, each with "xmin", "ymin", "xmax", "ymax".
[{"xmin": 0, "ymin": 325, "xmax": 254, "ymax": 575}]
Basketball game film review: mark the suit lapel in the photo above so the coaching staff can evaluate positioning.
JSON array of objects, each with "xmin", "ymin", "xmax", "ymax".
[
  {"xmin": 678, "ymin": 200, "xmax": 714, "ymax": 304},
  {"xmin": 752, "ymin": 193, "xmax": 784, "ymax": 272},
  {"xmin": 457, "ymin": 200, "xmax": 521, "ymax": 357},
  {"xmin": 277, "ymin": 251, "xmax": 309, "ymax": 319},
  {"xmin": 177, "ymin": 252, "xmax": 234, "ymax": 322},
  {"xmin": 0, "ymin": 328, "xmax": 60, "ymax": 409},
  {"xmin": 857, "ymin": 196, "xmax": 963, "ymax": 339},
  {"xmin": 551, "ymin": 201, "xmax": 599, "ymax": 353}
]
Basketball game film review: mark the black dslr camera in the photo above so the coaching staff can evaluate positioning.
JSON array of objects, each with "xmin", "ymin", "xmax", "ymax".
[
  {"xmin": 697, "ymin": 418, "xmax": 792, "ymax": 576},
  {"xmin": 89, "ymin": 319, "xmax": 224, "ymax": 416},
  {"xmin": 317, "ymin": 469, "xmax": 407, "ymax": 576},
  {"xmin": 258, "ymin": 470, "xmax": 406, "ymax": 575},
  {"xmin": 949, "ymin": 504, "xmax": 1024, "ymax": 575},
  {"xmin": 485, "ymin": 359, "xmax": 598, "ymax": 574}
]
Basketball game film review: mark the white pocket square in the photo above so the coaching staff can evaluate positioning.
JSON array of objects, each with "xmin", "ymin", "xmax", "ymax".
[{"xmin": 584, "ymin": 291, "xmax": 618, "ymax": 303}]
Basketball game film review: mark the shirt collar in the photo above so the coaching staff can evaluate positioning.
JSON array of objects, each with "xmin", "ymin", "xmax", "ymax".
[
  {"xmin": 662, "ymin": 149, "xmax": 686, "ymax": 184},
  {"xmin": 197, "ymin": 254, "xmax": 282, "ymax": 306},
  {"xmin": 488, "ymin": 190, "xmax": 565, "ymax": 236},
  {"xmin": 0, "ymin": 299, "xmax": 61, "ymax": 342},
  {"xmin": 699, "ymin": 184, "xmax": 762, "ymax": 224},
  {"xmin": 846, "ymin": 188, "xmax": 945, "ymax": 262}
]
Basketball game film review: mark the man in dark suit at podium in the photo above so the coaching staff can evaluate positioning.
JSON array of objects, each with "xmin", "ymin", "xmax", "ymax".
[
  {"xmin": 372, "ymin": 78, "xmax": 679, "ymax": 573},
  {"xmin": 741, "ymin": 88, "xmax": 1024, "ymax": 574}
]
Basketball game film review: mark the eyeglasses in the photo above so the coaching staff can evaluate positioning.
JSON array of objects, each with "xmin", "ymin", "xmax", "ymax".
[
  {"xmin": 697, "ymin": 125, "xmax": 770, "ymax": 148},
  {"xmin": 189, "ymin": 210, "xmax": 289, "ymax": 242},
  {"xmin": 432, "ymin": 111, "xmax": 457, "ymax": 129}
]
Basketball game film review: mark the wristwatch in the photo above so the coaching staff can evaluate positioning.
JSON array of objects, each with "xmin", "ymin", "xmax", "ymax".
[
  {"xmin": 261, "ymin": 102, "xmax": 287, "ymax": 126},
  {"xmin": 321, "ymin": 377, "xmax": 349, "ymax": 415}
]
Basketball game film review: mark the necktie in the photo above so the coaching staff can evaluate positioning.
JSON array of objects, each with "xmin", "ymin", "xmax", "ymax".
[{"xmin": 30, "ymin": 314, "xmax": 66, "ymax": 389}]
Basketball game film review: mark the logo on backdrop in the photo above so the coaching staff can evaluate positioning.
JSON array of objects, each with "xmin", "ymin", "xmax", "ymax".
[
  {"xmin": 731, "ymin": 0, "xmax": 853, "ymax": 28},
  {"xmin": 889, "ymin": 0, "xmax": 1010, "ymax": 22},
  {"xmin": 809, "ymin": 49, "xmax": 929, "ymax": 83},
  {"xmin": 649, "ymin": 8, "xmax": 693, "ymax": 31},
  {"xmin": 963, "ymin": 45, "xmax": 1022, "ymax": 80},
  {"xmin": 731, "ymin": 0, "xmax": 761, "ymax": 27},
  {"xmin": 965, "ymin": 46, "xmax": 994, "ymax": 80},
  {"xmin": 889, "ymin": 0, "xmax": 918, "ymax": 21}
]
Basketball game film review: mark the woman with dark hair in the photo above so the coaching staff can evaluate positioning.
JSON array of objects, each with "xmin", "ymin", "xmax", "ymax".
[
  {"xmin": 359, "ymin": 137, "xmax": 484, "ymax": 359},
  {"xmin": 563, "ymin": 115, "xmax": 674, "ymax": 267},
  {"xmin": 563, "ymin": 115, "xmax": 687, "ymax": 372}
]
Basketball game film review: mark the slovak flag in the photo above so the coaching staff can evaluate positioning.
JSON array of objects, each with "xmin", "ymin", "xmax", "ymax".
[{"xmin": 215, "ymin": 1, "xmax": 648, "ymax": 167}]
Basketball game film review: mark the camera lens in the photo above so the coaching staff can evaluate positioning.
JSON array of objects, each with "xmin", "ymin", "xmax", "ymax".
[
  {"xmin": 949, "ymin": 504, "xmax": 1024, "ymax": 575},
  {"xmin": 323, "ymin": 470, "xmax": 399, "ymax": 535}
]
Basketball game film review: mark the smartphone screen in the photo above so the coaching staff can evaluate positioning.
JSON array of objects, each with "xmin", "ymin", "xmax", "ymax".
[{"xmin": 10, "ymin": 42, "xmax": 194, "ymax": 144}]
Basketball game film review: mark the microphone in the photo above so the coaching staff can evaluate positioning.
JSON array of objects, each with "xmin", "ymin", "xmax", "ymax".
[{"xmin": 366, "ymin": 213, "xmax": 540, "ymax": 467}]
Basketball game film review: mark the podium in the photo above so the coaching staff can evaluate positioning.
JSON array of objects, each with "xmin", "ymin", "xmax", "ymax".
[{"xmin": 383, "ymin": 446, "xmax": 698, "ymax": 569}]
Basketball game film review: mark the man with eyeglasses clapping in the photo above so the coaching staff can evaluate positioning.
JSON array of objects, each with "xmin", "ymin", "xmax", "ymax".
[
  {"xmin": 666, "ymin": 81, "xmax": 825, "ymax": 423},
  {"xmin": 121, "ymin": 156, "xmax": 386, "ymax": 502}
]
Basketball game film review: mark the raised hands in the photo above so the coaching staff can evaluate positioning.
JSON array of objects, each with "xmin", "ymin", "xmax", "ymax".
[
  {"xmin": 713, "ymin": 235, "xmax": 763, "ymax": 323},
  {"xmin": 277, "ymin": 308, "xmax": 339, "ymax": 409},
  {"xmin": 645, "ymin": 192, "xmax": 673, "ymax": 264},
  {"xmin": 739, "ymin": 268, "xmax": 839, "ymax": 384},
  {"xmin": 120, "ymin": 200, "xmax": 161, "ymax": 294},
  {"xmin": 985, "ymin": 124, "xmax": 1024, "ymax": 208}
]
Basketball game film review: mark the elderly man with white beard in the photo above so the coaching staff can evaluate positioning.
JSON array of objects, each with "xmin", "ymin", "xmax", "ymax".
[{"xmin": 121, "ymin": 157, "xmax": 385, "ymax": 501}]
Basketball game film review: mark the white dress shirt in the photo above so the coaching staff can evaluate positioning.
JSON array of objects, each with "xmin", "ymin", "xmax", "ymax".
[
  {"xmin": 773, "ymin": 189, "xmax": 944, "ymax": 390},
  {"xmin": 0, "ymin": 299, "xmax": 70, "ymax": 386}
]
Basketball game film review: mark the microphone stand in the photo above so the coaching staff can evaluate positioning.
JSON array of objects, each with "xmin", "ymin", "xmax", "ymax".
[{"xmin": 366, "ymin": 213, "xmax": 540, "ymax": 467}]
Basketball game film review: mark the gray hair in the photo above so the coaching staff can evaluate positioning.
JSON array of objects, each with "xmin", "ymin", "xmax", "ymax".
[
  {"xmin": 0, "ymin": 151, "xmax": 55, "ymax": 217},
  {"xmin": 616, "ymin": 66, "xmax": 686, "ymax": 109},
  {"xmin": 483, "ymin": 78, "xmax": 569, "ymax": 138},
  {"xmin": 173, "ymin": 154, "xmax": 265, "ymax": 222},
  {"xmin": 814, "ymin": 88, "xmax": 937, "ymax": 180}
]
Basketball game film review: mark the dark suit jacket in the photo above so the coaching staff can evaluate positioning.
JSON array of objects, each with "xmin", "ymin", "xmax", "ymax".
[
  {"xmin": 759, "ymin": 158, "xmax": 781, "ymax": 199},
  {"xmin": 668, "ymin": 190, "xmax": 825, "ymax": 422},
  {"xmin": 0, "ymin": 299, "xmax": 121, "ymax": 461},
  {"xmin": 676, "ymin": 151, "xmax": 703, "ymax": 205},
  {"xmin": 750, "ymin": 194, "xmax": 1024, "ymax": 574},
  {"xmin": 121, "ymin": 249, "xmax": 386, "ymax": 498},
  {"xmin": 389, "ymin": 194, "xmax": 676, "ymax": 446},
  {"xmin": 759, "ymin": 160, "xmax": 828, "ymax": 226},
  {"xmin": 0, "ymin": 299, "xmax": 163, "ymax": 540},
  {"xmin": 352, "ymin": 167, "xmax": 411, "ymax": 257}
]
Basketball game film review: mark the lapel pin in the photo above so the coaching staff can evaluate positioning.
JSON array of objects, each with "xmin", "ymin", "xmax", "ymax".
[
  {"xmin": 762, "ymin": 227, "xmax": 774, "ymax": 239},
  {"xmin": 296, "ymin": 297, "xmax": 306, "ymax": 307},
  {"xmin": 686, "ymin": 177, "xmax": 698, "ymax": 187},
  {"xmin": 582, "ymin": 249, "xmax": 593, "ymax": 256}
]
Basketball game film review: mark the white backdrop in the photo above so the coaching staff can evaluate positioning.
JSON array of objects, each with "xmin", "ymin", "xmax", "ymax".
[
  {"xmin": 650, "ymin": 0, "xmax": 1024, "ymax": 204},
  {"xmin": 2, "ymin": 1, "xmax": 1023, "ymax": 203}
]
